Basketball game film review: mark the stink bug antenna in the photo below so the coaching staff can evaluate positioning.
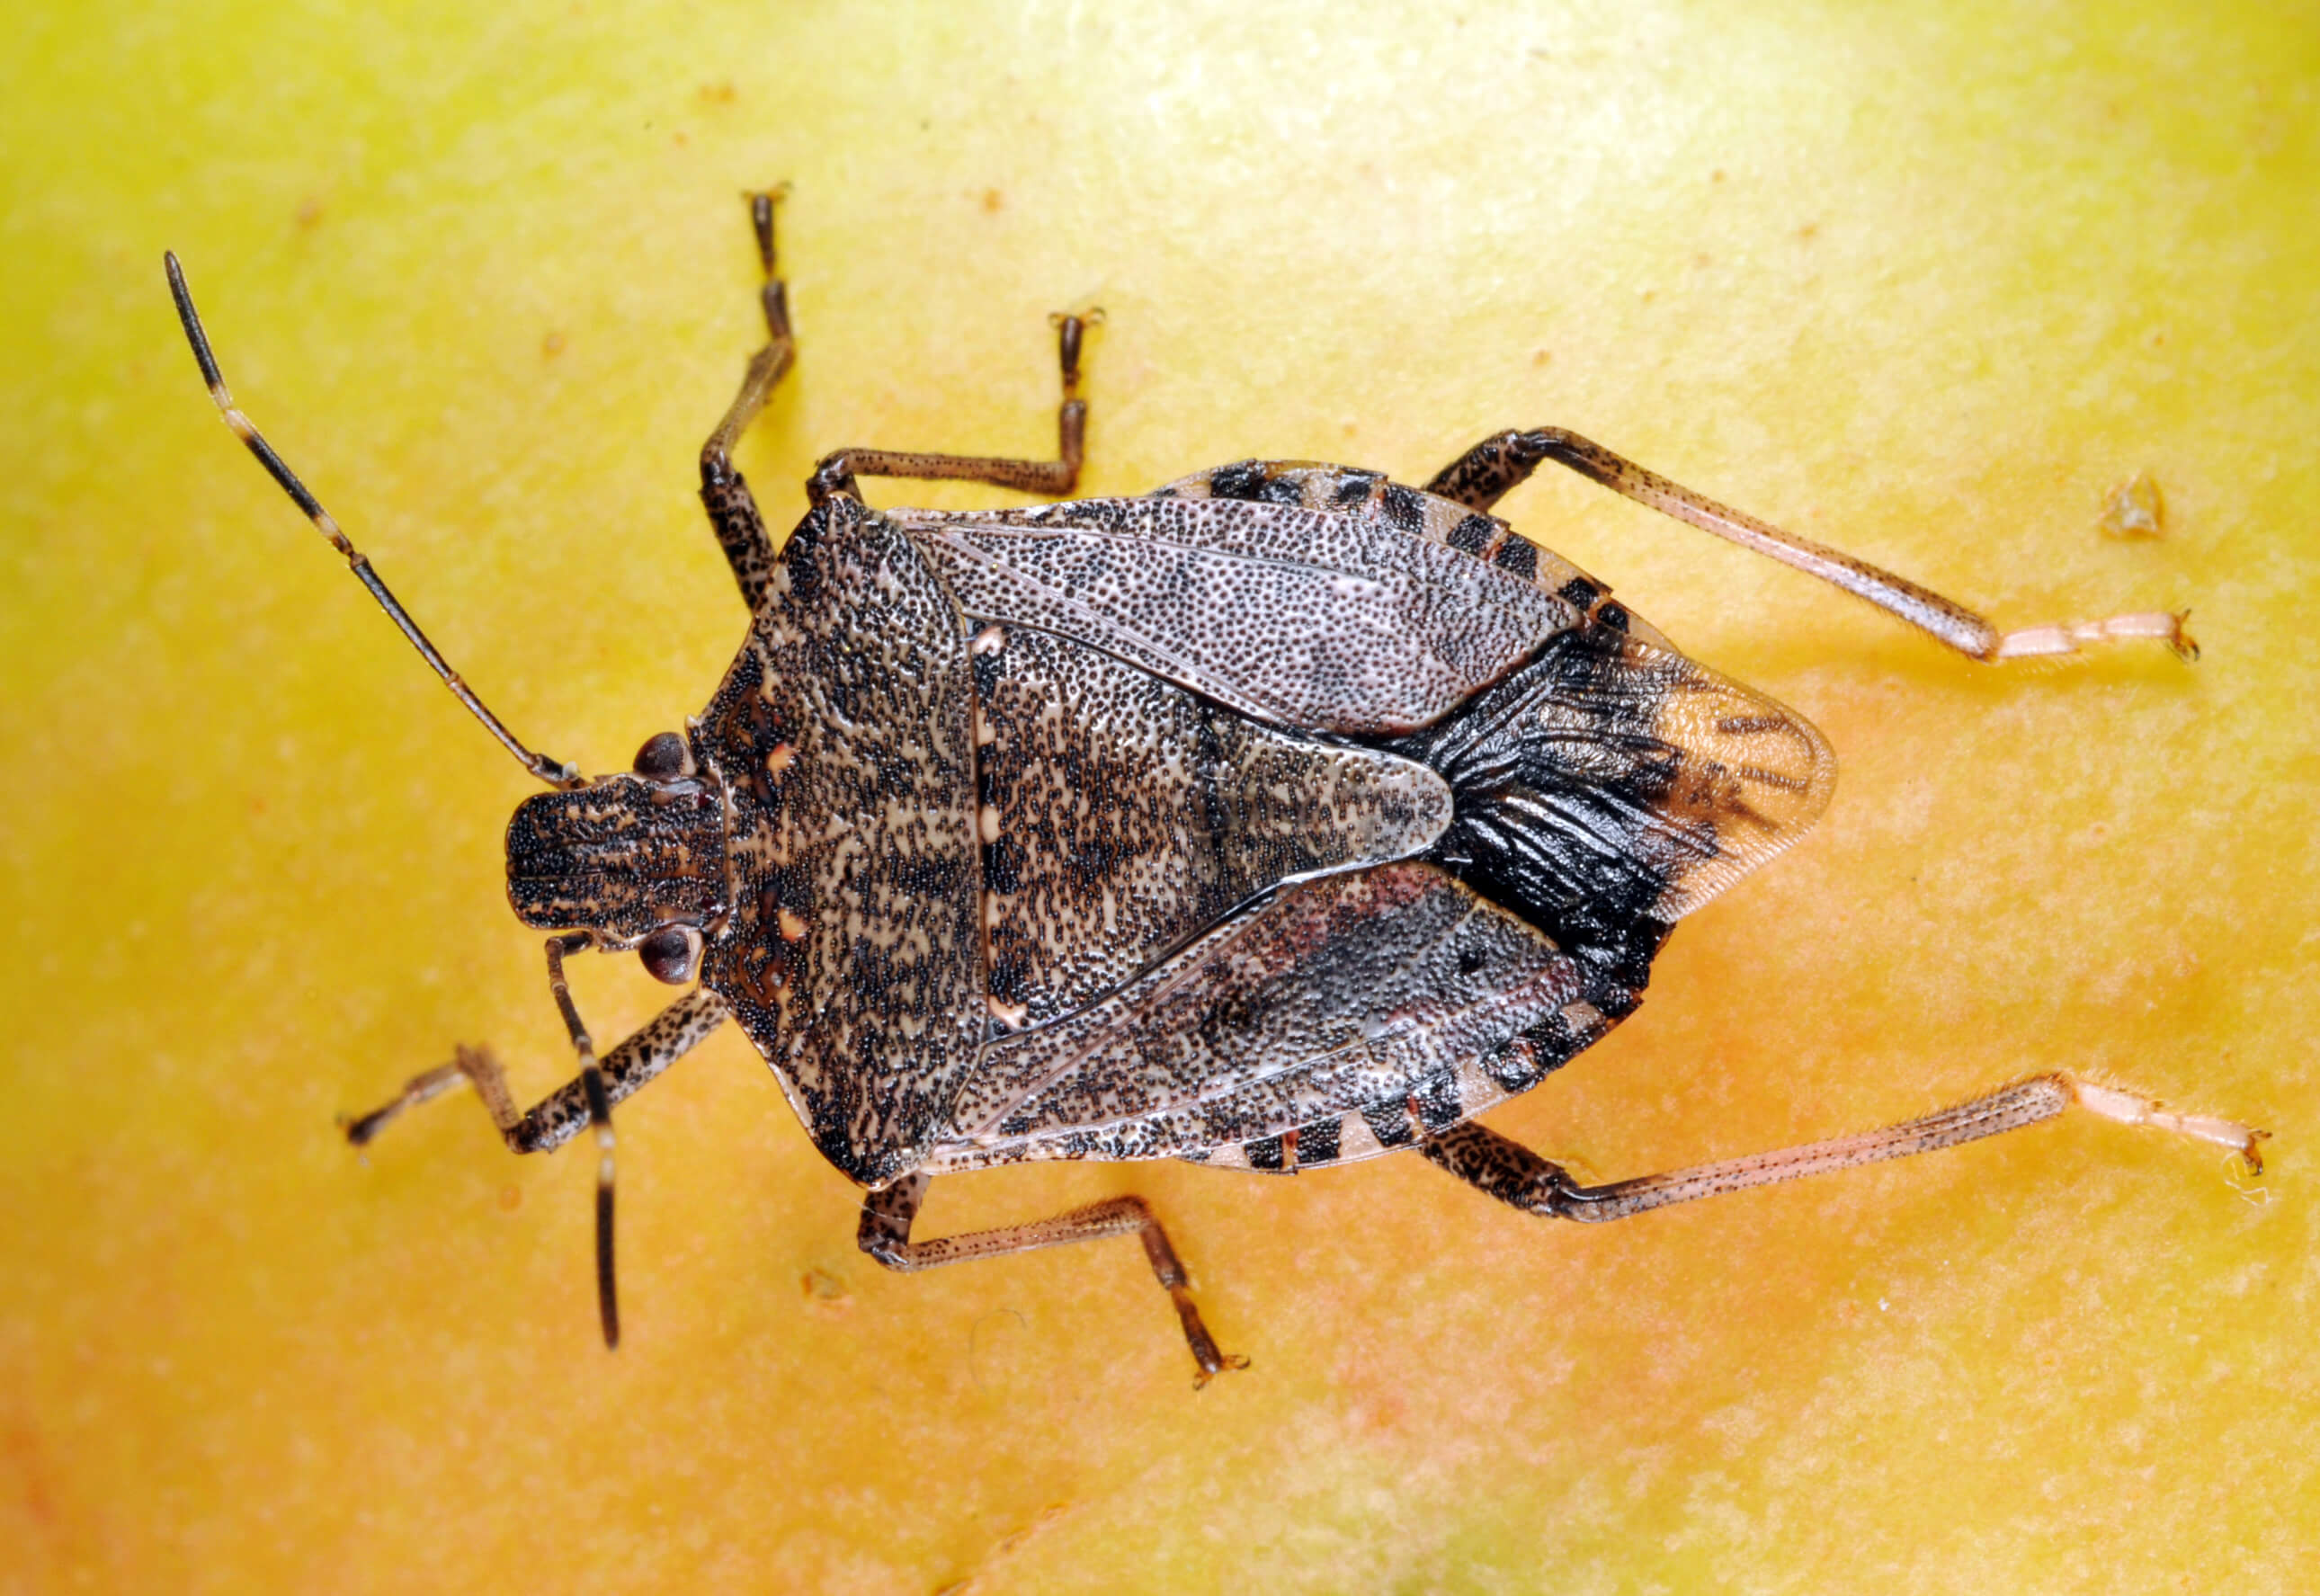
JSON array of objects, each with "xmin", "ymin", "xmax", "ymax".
[
  {"xmin": 164, "ymin": 253, "xmax": 583, "ymax": 790},
  {"xmin": 544, "ymin": 932, "xmax": 620, "ymax": 1349}
]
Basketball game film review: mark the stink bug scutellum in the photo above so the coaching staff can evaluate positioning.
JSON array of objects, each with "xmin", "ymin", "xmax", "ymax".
[{"xmin": 165, "ymin": 191, "xmax": 2265, "ymax": 1383}]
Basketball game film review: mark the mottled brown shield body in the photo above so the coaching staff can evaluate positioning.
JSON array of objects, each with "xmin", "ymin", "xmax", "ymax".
[
  {"xmin": 680, "ymin": 468, "xmax": 1832, "ymax": 1190},
  {"xmin": 174, "ymin": 198, "xmax": 2244, "ymax": 1378}
]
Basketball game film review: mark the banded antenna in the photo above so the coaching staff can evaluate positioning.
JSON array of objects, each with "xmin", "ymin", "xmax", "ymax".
[{"xmin": 164, "ymin": 253, "xmax": 582, "ymax": 790}]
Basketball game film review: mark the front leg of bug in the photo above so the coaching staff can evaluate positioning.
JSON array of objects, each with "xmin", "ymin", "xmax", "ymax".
[
  {"xmin": 1424, "ymin": 427, "xmax": 2198, "ymax": 664},
  {"xmin": 342, "ymin": 957, "xmax": 732, "ymax": 1348},
  {"xmin": 698, "ymin": 186, "xmax": 799, "ymax": 614},
  {"xmin": 857, "ymin": 1174, "xmax": 1247, "ymax": 1387}
]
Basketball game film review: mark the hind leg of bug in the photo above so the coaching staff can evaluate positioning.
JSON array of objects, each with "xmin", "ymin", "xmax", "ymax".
[
  {"xmin": 1421, "ymin": 1073, "xmax": 2266, "ymax": 1223},
  {"xmin": 858, "ymin": 1173, "xmax": 1249, "ymax": 1388},
  {"xmin": 343, "ymin": 947, "xmax": 731, "ymax": 1348},
  {"xmin": 698, "ymin": 186, "xmax": 799, "ymax": 614},
  {"xmin": 807, "ymin": 311, "xmax": 1102, "ymax": 505},
  {"xmin": 1423, "ymin": 428, "xmax": 2197, "ymax": 664}
]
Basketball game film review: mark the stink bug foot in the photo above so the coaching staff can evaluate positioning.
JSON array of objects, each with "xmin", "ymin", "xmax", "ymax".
[
  {"xmin": 170, "ymin": 184, "xmax": 2260, "ymax": 1380},
  {"xmin": 1423, "ymin": 427, "xmax": 2202, "ymax": 663},
  {"xmin": 860, "ymin": 1175, "xmax": 1247, "ymax": 1387}
]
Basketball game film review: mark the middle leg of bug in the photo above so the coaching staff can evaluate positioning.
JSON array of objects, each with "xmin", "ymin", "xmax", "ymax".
[
  {"xmin": 1425, "ymin": 428, "xmax": 2196, "ymax": 664},
  {"xmin": 808, "ymin": 309, "xmax": 1102, "ymax": 505},
  {"xmin": 1421, "ymin": 1073, "xmax": 2265, "ymax": 1224},
  {"xmin": 859, "ymin": 1174, "xmax": 1248, "ymax": 1387},
  {"xmin": 697, "ymin": 188, "xmax": 1102, "ymax": 588}
]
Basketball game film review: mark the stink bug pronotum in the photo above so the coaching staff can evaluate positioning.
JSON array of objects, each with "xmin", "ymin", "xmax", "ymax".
[{"xmin": 165, "ymin": 191, "xmax": 2264, "ymax": 1383}]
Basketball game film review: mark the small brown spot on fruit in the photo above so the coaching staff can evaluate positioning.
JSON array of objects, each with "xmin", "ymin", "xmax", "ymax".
[
  {"xmin": 498, "ymin": 1183, "xmax": 522, "ymax": 1212},
  {"xmin": 982, "ymin": 187, "xmax": 1004, "ymax": 214},
  {"xmin": 294, "ymin": 197, "xmax": 324, "ymax": 229},
  {"xmin": 2100, "ymin": 471, "xmax": 2164, "ymax": 539},
  {"xmin": 542, "ymin": 330, "xmax": 566, "ymax": 359},
  {"xmin": 801, "ymin": 1267, "xmax": 851, "ymax": 1309}
]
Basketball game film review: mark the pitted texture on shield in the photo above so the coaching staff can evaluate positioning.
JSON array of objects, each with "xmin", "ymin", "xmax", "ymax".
[
  {"xmin": 974, "ymin": 625, "xmax": 1452, "ymax": 1028},
  {"xmin": 693, "ymin": 499, "xmax": 984, "ymax": 1185},
  {"xmin": 504, "ymin": 775, "xmax": 727, "ymax": 942},
  {"xmin": 894, "ymin": 495, "xmax": 1579, "ymax": 736},
  {"xmin": 939, "ymin": 864, "xmax": 1583, "ymax": 1164}
]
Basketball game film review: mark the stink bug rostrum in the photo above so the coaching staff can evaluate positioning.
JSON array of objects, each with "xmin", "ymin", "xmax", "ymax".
[{"xmin": 165, "ymin": 192, "xmax": 2265, "ymax": 1382}]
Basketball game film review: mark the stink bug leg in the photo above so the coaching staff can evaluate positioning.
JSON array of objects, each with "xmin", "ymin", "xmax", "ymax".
[
  {"xmin": 1422, "ymin": 1074, "xmax": 2268, "ymax": 1224},
  {"xmin": 698, "ymin": 186, "xmax": 796, "ymax": 614},
  {"xmin": 808, "ymin": 311, "xmax": 1100, "ymax": 504},
  {"xmin": 341, "ymin": 975, "xmax": 734, "ymax": 1347},
  {"xmin": 1425, "ymin": 428, "xmax": 2200, "ymax": 663},
  {"xmin": 860, "ymin": 1175, "xmax": 1247, "ymax": 1387}
]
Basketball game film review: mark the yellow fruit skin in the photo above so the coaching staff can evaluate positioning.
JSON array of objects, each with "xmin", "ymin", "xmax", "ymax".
[{"xmin": 4, "ymin": 3, "xmax": 2314, "ymax": 1591}]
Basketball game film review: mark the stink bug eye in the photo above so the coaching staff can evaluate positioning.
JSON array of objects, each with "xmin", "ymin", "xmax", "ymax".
[
  {"xmin": 633, "ymin": 731, "xmax": 688, "ymax": 779},
  {"xmin": 638, "ymin": 924, "xmax": 702, "ymax": 985},
  {"xmin": 172, "ymin": 185, "xmax": 2256, "ymax": 1387}
]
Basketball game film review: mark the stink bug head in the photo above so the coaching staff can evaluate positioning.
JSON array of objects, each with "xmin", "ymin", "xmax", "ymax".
[{"xmin": 504, "ymin": 744, "xmax": 730, "ymax": 968}]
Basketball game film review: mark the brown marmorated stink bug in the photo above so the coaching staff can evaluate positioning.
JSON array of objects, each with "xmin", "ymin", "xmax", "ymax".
[{"xmin": 165, "ymin": 192, "xmax": 2266, "ymax": 1383}]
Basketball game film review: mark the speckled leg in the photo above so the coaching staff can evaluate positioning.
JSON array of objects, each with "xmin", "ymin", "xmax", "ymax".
[
  {"xmin": 1424, "ymin": 428, "xmax": 2197, "ymax": 664},
  {"xmin": 343, "ymin": 958, "xmax": 730, "ymax": 1349},
  {"xmin": 699, "ymin": 187, "xmax": 798, "ymax": 614},
  {"xmin": 858, "ymin": 1173, "xmax": 1247, "ymax": 1387},
  {"xmin": 1423, "ymin": 1074, "xmax": 2265, "ymax": 1221},
  {"xmin": 341, "ymin": 983, "xmax": 730, "ymax": 1156},
  {"xmin": 808, "ymin": 311, "xmax": 1099, "ymax": 505}
]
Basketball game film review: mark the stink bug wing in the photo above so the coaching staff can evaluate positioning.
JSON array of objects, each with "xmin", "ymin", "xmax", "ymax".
[
  {"xmin": 1386, "ymin": 619, "xmax": 1835, "ymax": 942},
  {"xmin": 1628, "ymin": 638, "xmax": 1837, "ymax": 919},
  {"xmin": 890, "ymin": 495, "xmax": 1578, "ymax": 736},
  {"xmin": 973, "ymin": 623, "xmax": 1452, "ymax": 1030},
  {"xmin": 933, "ymin": 863, "xmax": 1584, "ymax": 1168}
]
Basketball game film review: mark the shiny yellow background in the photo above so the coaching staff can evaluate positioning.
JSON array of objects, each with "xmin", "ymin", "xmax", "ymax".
[{"xmin": 5, "ymin": 3, "xmax": 2315, "ymax": 1591}]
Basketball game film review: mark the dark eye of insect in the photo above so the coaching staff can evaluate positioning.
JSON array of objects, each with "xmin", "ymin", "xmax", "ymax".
[
  {"xmin": 637, "ymin": 925, "xmax": 699, "ymax": 985},
  {"xmin": 632, "ymin": 731, "xmax": 687, "ymax": 778}
]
